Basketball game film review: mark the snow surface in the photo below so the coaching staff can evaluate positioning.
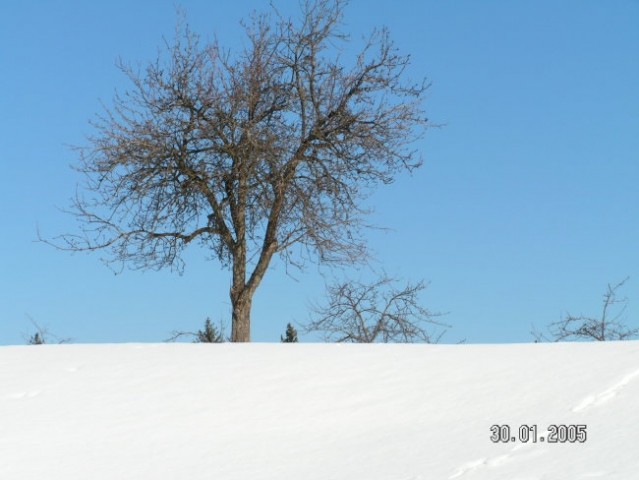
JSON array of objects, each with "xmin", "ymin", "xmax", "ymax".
[{"xmin": 1, "ymin": 341, "xmax": 638, "ymax": 479}]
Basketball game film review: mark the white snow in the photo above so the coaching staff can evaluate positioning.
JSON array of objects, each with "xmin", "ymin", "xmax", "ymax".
[{"xmin": 1, "ymin": 341, "xmax": 638, "ymax": 479}]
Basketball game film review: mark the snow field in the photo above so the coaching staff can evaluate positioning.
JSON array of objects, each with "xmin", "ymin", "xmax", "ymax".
[{"xmin": 1, "ymin": 341, "xmax": 638, "ymax": 479}]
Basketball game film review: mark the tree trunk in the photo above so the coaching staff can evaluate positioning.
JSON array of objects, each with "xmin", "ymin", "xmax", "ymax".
[{"xmin": 231, "ymin": 294, "xmax": 252, "ymax": 342}]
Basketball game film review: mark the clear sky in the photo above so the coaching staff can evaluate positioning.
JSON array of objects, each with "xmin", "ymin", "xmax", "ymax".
[{"xmin": 1, "ymin": 0, "xmax": 637, "ymax": 345}]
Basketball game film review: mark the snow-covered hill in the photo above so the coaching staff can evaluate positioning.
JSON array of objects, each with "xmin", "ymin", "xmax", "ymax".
[{"xmin": 2, "ymin": 341, "xmax": 638, "ymax": 479}]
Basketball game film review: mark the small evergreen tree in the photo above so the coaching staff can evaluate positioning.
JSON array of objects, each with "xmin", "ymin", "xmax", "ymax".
[
  {"xmin": 28, "ymin": 332, "xmax": 45, "ymax": 345},
  {"xmin": 281, "ymin": 323, "xmax": 299, "ymax": 343},
  {"xmin": 194, "ymin": 318, "xmax": 225, "ymax": 343},
  {"xmin": 24, "ymin": 315, "xmax": 71, "ymax": 345}
]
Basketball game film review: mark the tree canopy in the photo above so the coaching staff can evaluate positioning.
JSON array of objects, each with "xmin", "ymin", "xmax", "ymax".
[{"xmin": 51, "ymin": 0, "xmax": 431, "ymax": 341}]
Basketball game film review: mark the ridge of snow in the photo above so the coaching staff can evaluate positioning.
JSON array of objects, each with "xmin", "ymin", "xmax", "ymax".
[{"xmin": 2, "ymin": 341, "xmax": 638, "ymax": 479}]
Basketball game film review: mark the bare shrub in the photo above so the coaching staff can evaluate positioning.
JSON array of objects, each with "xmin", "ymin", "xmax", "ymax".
[
  {"xmin": 304, "ymin": 275, "xmax": 447, "ymax": 343},
  {"xmin": 533, "ymin": 277, "xmax": 637, "ymax": 342}
]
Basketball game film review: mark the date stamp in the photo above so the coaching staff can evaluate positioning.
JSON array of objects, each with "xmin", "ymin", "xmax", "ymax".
[{"xmin": 490, "ymin": 424, "xmax": 587, "ymax": 443}]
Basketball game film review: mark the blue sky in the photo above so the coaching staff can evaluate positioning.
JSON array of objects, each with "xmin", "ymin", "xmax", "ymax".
[{"xmin": 1, "ymin": 0, "xmax": 637, "ymax": 344}]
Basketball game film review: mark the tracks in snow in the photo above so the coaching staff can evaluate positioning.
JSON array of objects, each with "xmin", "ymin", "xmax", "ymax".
[{"xmin": 448, "ymin": 366, "xmax": 639, "ymax": 479}]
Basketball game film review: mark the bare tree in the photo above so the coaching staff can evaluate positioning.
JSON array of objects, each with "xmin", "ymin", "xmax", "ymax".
[
  {"xmin": 42, "ymin": 0, "xmax": 431, "ymax": 341},
  {"xmin": 304, "ymin": 275, "xmax": 447, "ymax": 343},
  {"xmin": 532, "ymin": 277, "xmax": 638, "ymax": 342}
]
